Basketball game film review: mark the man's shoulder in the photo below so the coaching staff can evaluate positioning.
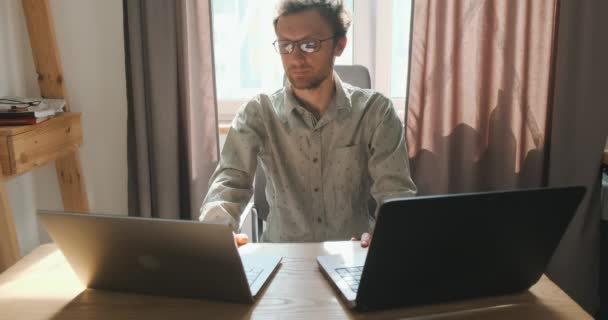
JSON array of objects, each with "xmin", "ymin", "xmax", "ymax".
[
  {"xmin": 268, "ymin": 87, "xmax": 287, "ymax": 108},
  {"xmin": 236, "ymin": 89, "xmax": 285, "ymax": 117},
  {"xmin": 342, "ymin": 83, "xmax": 392, "ymax": 112}
]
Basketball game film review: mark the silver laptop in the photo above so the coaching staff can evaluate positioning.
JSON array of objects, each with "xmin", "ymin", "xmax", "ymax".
[
  {"xmin": 38, "ymin": 210, "xmax": 281, "ymax": 303},
  {"xmin": 317, "ymin": 186, "xmax": 585, "ymax": 311}
]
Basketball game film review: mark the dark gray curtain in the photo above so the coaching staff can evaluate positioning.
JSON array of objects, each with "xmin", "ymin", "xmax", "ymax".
[
  {"xmin": 124, "ymin": 0, "xmax": 219, "ymax": 220},
  {"xmin": 545, "ymin": 0, "xmax": 608, "ymax": 315}
]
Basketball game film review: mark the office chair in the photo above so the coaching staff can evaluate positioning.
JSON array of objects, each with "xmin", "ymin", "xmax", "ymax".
[{"xmin": 243, "ymin": 65, "xmax": 372, "ymax": 242}]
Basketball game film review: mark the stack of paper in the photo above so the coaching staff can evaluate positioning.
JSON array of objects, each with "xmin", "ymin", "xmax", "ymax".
[{"xmin": 0, "ymin": 97, "xmax": 65, "ymax": 125}]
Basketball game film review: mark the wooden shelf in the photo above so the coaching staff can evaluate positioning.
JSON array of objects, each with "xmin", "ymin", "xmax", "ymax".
[
  {"xmin": 0, "ymin": 112, "xmax": 87, "ymax": 272},
  {"xmin": 0, "ymin": 112, "xmax": 82, "ymax": 178},
  {"xmin": 0, "ymin": 1, "xmax": 89, "ymax": 273}
]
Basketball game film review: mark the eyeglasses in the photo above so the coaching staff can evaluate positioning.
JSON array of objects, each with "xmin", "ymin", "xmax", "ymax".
[{"xmin": 272, "ymin": 36, "xmax": 335, "ymax": 55}]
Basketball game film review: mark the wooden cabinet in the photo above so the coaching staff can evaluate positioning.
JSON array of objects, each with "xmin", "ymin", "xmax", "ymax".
[
  {"xmin": 0, "ymin": 113, "xmax": 82, "ymax": 177},
  {"xmin": 0, "ymin": 0, "xmax": 91, "ymax": 273},
  {"xmin": 0, "ymin": 113, "xmax": 88, "ymax": 272}
]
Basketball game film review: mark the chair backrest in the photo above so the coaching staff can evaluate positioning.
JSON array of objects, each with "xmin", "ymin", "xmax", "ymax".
[
  {"xmin": 255, "ymin": 65, "xmax": 371, "ymax": 222},
  {"xmin": 334, "ymin": 64, "xmax": 372, "ymax": 89}
]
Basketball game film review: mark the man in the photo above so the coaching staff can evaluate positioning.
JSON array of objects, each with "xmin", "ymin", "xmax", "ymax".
[{"xmin": 200, "ymin": 0, "xmax": 416, "ymax": 247}]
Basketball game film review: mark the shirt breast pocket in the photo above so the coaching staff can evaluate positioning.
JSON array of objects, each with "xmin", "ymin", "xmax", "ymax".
[{"xmin": 330, "ymin": 144, "xmax": 366, "ymax": 197}]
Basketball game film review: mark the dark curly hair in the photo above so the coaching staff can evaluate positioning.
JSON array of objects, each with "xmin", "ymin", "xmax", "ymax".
[{"xmin": 273, "ymin": 0, "xmax": 352, "ymax": 40}]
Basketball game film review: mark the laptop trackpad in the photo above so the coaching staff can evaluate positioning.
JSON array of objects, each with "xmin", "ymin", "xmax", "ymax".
[
  {"xmin": 240, "ymin": 254, "xmax": 282, "ymax": 297},
  {"xmin": 317, "ymin": 252, "xmax": 367, "ymax": 305}
]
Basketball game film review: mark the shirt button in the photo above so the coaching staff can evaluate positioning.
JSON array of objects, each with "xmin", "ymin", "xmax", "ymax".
[
  {"xmin": 317, "ymin": 217, "xmax": 322, "ymax": 223},
  {"xmin": 314, "ymin": 187, "xmax": 319, "ymax": 192},
  {"xmin": 313, "ymin": 158, "xmax": 318, "ymax": 163}
]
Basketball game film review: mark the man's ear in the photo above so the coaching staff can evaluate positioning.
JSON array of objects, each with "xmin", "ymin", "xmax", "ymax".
[{"xmin": 334, "ymin": 37, "xmax": 347, "ymax": 57}]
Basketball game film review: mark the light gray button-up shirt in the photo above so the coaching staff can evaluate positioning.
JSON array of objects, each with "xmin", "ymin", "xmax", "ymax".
[{"xmin": 200, "ymin": 73, "xmax": 417, "ymax": 242}]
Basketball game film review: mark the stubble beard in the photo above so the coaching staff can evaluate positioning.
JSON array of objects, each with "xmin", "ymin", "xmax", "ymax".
[{"xmin": 288, "ymin": 58, "xmax": 334, "ymax": 90}]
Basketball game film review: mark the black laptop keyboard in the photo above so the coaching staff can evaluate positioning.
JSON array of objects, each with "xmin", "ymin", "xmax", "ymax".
[
  {"xmin": 335, "ymin": 266, "xmax": 364, "ymax": 292},
  {"xmin": 245, "ymin": 266, "xmax": 264, "ymax": 286}
]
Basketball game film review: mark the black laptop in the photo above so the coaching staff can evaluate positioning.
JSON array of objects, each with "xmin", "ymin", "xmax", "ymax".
[{"xmin": 317, "ymin": 186, "xmax": 585, "ymax": 311}]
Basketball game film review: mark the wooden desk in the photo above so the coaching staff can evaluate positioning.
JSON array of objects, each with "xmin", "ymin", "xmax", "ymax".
[{"xmin": 0, "ymin": 242, "xmax": 590, "ymax": 320}]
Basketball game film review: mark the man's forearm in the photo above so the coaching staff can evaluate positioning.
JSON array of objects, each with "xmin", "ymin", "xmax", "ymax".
[{"xmin": 199, "ymin": 168, "xmax": 254, "ymax": 232}]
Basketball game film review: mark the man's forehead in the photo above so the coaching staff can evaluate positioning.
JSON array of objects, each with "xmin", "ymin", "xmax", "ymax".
[{"xmin": 275, "ymin": 10, "xmax": 332, "ymax": 39}]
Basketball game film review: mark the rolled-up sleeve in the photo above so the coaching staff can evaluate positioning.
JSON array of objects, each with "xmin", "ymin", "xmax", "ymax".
[{"xmin": 200, "ymin": 98, "xmax": 266, "ymax": 231}]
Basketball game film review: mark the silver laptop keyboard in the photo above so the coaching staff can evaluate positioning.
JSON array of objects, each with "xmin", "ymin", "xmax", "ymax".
[
  {"xmin": 245, "ymin": 266, "xmax": 264, "ymax": 286},
  {"xmin": 335, "ymin": 266, "xmax": 364, "ymax": 292}
]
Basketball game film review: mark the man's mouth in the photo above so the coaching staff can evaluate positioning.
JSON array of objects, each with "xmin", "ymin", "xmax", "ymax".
[{"xmin": 290, "ymin": 69, "xmax": 311, "ymax": 77}]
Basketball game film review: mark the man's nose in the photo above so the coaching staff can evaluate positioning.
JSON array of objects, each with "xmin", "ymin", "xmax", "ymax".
[
  {"xmin": 285, "ymin": 50, "xmax": 306, "ymax": 66},
  {"xmin": 290, "ymin": 46, "xmax": 307, "ymax": 58}
]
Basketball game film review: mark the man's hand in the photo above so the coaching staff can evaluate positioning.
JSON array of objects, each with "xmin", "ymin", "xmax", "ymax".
[
  {"xmin": 234, "ymin": 233, "xmax": 249, "ymax": 247},
  {"xmin": 350, "ymin": 232, "xmax": 372, "ymax": 248}
]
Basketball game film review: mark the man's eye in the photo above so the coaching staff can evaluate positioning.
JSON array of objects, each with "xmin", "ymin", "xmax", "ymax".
[
  {"xmin": 283, "ymin": 43, "xmax": 294, "ymax": 52},
  {"xmin": 301, "ymin": 41, "xmax": 317, "ymax": 52}
]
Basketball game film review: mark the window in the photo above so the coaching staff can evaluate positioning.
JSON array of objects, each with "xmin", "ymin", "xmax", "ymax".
[
  {"xmin": 390, "ymin": 0, "xmax": 412, "ymax": 99},
  {"xmin": 366, "ymin": 0, "xmax": 413, "ymax": 119},
  {"xmin": 211, "ymin": 0, "xmax": 411, "ymax": 121}
]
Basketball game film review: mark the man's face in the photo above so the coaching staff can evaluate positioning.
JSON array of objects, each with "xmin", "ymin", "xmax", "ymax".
[{"xmin": 275, "ymin": 9, "xmax": 347, "ymax": 90}]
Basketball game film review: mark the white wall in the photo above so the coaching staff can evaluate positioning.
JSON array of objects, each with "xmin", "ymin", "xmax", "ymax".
[
  {"xmin": 35, "ymin": 0, "xmax": 128, "ymax": 215},
  {"xmin": 0, "ymin": 0, "xmax": 128, "ymax": 255}
]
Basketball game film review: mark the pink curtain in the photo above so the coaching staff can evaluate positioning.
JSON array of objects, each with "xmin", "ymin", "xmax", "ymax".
[
  {"xmin": 406, "ymin": 0, "xmax": 558, "ymax": 195},
  {"xmin": 405, "ymin": 0, "xmax": 608, "ymax": 314}
]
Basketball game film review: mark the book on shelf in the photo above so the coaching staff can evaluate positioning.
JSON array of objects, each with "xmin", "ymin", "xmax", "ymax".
[
  {"xmin": 0, "ymin": 116, "xmax": 50, "ymax": 126},
  {"xmin": 0, "ymin": 97, "xmax": 65, "ymax": 119}
]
